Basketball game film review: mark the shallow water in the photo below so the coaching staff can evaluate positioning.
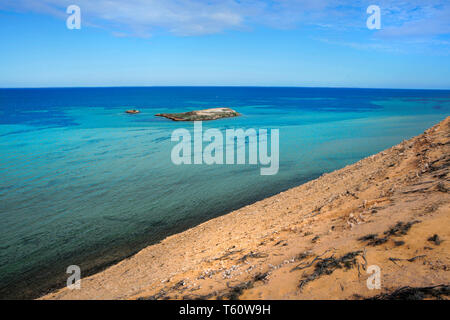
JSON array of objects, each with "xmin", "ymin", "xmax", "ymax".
[{"xmin": 0, "ymin": 87, "xmax": 449, "ymax": 298}]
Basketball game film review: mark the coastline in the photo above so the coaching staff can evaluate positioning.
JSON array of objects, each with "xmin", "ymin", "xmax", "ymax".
[
  {"xmin": 4, "ymin": 177, "xmax": 314, "ymax": 300},
  {"xmin": 42, "ymin": 116, "xmax": 449, "ymax": 300}
]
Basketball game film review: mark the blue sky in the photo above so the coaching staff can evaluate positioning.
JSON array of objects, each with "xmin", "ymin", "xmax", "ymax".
[{"xmin": 1, "ymin": 0, "xmax": 449, "ymax": 89}]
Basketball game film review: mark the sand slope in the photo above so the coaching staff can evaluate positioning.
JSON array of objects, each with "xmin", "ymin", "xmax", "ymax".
[{"xmin": 42, "ymin": 117, "xmax": 450, "ymax": 300}]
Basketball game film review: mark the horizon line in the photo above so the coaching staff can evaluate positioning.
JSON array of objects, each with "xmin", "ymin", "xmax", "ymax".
[{"xmin": 1, "ymin": 85, "xmax": 450, "ymax": 91}]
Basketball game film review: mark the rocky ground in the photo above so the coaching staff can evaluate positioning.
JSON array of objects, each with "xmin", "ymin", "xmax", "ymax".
[
  {"xmin": 155, "ymin": 107, "xmax": 240, "ymax": 121},
  {"xmin": 42, "ymin": 117, "xmax": 449, "ymax": 300}
]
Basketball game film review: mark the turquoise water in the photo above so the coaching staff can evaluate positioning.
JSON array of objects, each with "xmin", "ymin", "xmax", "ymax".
[{"xmin": 0, "ymin": 87, "xmax": 449, "ymax": 298}]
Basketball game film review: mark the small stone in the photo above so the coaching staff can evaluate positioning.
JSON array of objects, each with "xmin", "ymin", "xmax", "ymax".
[{"xmin": 428, "ymin": 234, "xmax": 442, "ymax": 245}]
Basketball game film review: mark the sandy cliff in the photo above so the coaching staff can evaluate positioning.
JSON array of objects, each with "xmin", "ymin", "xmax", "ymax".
[{"xmin": 42, "ymin": 117, "xmax": 450, "ymax": 300}]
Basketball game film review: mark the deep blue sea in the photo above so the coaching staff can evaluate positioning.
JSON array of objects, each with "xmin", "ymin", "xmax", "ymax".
[{"xmin": 0, "ymin": 87, "xmax": 449, "ymax": 298}]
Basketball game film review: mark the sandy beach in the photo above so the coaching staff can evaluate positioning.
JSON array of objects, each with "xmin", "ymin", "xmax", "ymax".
[{"xmin": 41, "ymin": 116, "xmax": 449, "ymax": 300}]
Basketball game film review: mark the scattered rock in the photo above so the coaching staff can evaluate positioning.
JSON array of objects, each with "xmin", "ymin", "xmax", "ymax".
[{"xmin": 428, "ymin": 234, "xmax": 442, "ymax": 245}]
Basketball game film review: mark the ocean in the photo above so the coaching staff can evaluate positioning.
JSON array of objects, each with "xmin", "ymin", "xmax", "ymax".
[{"xmin": 0, "ymin": 87, "xmax": 449, "ymax": 299}]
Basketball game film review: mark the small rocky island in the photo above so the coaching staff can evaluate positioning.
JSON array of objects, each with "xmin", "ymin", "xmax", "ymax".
[
  {"xmin": 125, "ymin": 109, "xmax": 140, "ymax": 114},
  {"xmin": 155, "ymin": 107, "xmax": 240, "ymax": 121}
]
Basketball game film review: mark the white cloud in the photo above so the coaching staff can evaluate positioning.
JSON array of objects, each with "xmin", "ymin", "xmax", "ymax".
[
  {"xmin": 0, "ymin": 0, "xmax": 449, "ymax": 40},
  {"xmin": 379, "ymin": 4, "xmax": 450, "ymax": 38}
]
